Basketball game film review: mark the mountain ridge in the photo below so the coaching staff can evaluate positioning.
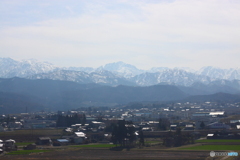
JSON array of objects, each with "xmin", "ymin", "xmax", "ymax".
[{"xmin": 1, "ymin": 57, "xmax": 240, "ymax": 87}]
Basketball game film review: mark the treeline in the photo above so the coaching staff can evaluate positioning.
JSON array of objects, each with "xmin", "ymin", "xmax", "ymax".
[
  {"xmin": 163, "ymin": 128, "xmax": 194, "ymax": 147},
  {"xmin": 110, "ymin": 120, "xmax": 144, "ymax": 147},
  {"xmin": 56, "ymin": 114, "xmax": 86, "ymax": 127}
]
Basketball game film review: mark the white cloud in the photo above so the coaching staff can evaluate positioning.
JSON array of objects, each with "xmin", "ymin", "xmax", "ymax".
[{"xmin": 0, "ymin": 0, "xmax": 240, "ymax": 69}]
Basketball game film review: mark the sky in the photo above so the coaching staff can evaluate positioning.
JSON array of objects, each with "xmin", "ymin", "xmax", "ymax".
[{"xmin": 1, "ymin": 0, "xmax": 240, "ymax": 70}]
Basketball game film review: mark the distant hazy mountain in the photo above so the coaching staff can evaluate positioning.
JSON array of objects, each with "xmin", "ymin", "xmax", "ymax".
[
  {"xmin": 182, "ymin": 92, "xmax": 240, "ymax": 103},
  {"xmin": 0, "ymin": 78, "xmax": 187, "ymax": 112},
  {"xmin": 0, "ymin": 77, "xmax": 239, "ymax": 113},
  {"xmin": 0, "ymin": 92, "xmax": 43, "ymax": 114},
  {"xmin": 178, "ymin": 79, "xmax": 240, "ymax": 95}
]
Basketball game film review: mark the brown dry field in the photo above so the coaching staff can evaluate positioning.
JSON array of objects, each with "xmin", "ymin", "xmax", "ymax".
[{"xmin": 1, "ymin": 148, "xmax": 210, "ymax": 160}]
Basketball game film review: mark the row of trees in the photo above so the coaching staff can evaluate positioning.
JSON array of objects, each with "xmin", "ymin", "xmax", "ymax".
[
  {"xmin": 158, "ymin": 118, "xmax": 170, "ymax": 130},
  {"xmin": 56, "ymin": 114, "xmax": 86, "ymax": 127},
  {"xmin": 163, "ymin": 128, "xmax": 195, "ymax": 147},
  {"xmin": 110, "ymin": 120, "xmax": 144, "ymax": 147}
]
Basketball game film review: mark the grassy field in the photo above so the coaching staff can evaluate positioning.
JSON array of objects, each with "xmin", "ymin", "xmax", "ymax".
[
  {"xmin": 0, "ymin": 129, "xmax": 62, "ymax": 136},
  {"xmin": 0, "ymin": 129, "xmax": 63, "ymax": 142},
  {"xmin": 71, "ymin": 144, "xmax": 116, "ymax": 148},
  {"xmin": 16, "ymin": 142, "xmax": 35, "ymax": 146},
  {"xmin": 181, "ymin": 145, "xmax": 240, "ymax": 150},
  {"xmin": 145, "ymin": 141, "xmax": 160, "ymax": 144},
  {"xmin": 196, "ymin": 139, "xmax": 240, "ymax": 143},
  {"xmin": 6, "ymin": 149, "xmax": 51, "ymax": 155}
]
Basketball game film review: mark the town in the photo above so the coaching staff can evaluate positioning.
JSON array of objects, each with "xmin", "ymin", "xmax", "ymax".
[{"xmin": 0, "ymin": 101, "xmax": 240, "ymax": 159}]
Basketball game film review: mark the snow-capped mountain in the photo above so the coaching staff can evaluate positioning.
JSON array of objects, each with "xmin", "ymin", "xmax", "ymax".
[
  {"xmin": 0, "ymin": 57, "xmax": 58, "ymax": 78},
  {"xmin": 65, "ymin": 61, "xmax": 144, "ymax": 78},
  {"xmin": 131, "ymin": 69, "xmax": 210, "ymax": 86},
  {"xmin": 65, "ymin": 66, "xmax": 95, "ymax": 73},
  {"xmin": 197, "ymin": 66, "xmax": 240, "ymax": 81},
  {"xmin": 148, "ymin": 67, "xmax": 169, "ymax": 73},
  {"xmin": 97, "ymin": 61, "xmax": 144, "ymax": 78},
  {"xmin": 27, "ymin": 69, "xmax": 135, "ymax": 86},
  {"xmin": 1, "ymin": 57, "xmax": 240, "ymax": 87}
]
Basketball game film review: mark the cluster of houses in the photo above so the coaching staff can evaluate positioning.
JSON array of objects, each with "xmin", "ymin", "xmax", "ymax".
[
  {"xmin": 0, "ymin": 109, "xmax": 238, "ymax": 132},
  {"xmin": 0, "ymin": 102, "xmax": 240, "ymax": 146},
  {"xmin": 0, "ymin": 139, "xmax": 17, "ymax": 153}
]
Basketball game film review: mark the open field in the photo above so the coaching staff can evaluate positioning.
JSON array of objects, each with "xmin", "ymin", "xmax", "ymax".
[
  {"xmin": 145, "ymin": 140, "xmax": 161, "ymax": 144},
  {"xmin": 1, "ymin": 148, "xmax": 210, "ymax": 160},
  {"xmin": 0, "ymin": 129, "xmax": 62, "ymax": 142},
  {"xmin": 1, "ymin": 129, "xmax": 240, "ymax": 159},
  {"xmin": 6, "ymin": 149, "xmax": 51, "ymax": 155},
  {"xmin": 196, "ymin": 139, "xmax": 240, "ymax": 143},
  {"xmin": 16, "ymin": 142, "xmax": 35, "ymax": 146},
  {"xmin": 71, "ymin": 144, "xmax": 116, "ymax": 148},
  {"xmin": 180, "ymin": 145, "xmax": 240, "ymax": 151}
]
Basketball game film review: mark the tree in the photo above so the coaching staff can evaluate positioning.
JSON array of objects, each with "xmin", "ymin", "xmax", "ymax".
[
  {"xmin": 111, "ymin": 120, "xmax": 136, "ymax": 147},
  {"xmin": 81, "ymin": 114, "xmax": 86, "ymax": 126},
  {"xmin": 56, "ymin": 113, "xmax": 85, "ymax": 127},
  {"xmin": 105, "ymin": 123, "xmax": 116, "ymax": 132},
  {"xmin": 163, "ymin": 128, "xmax": 194, "ymax": 147},
  {"xmin": 138, "ymin": 128, "xmax": 145, "ymax": 147},
  {"xmin": 200, "ymin": 121, "xmax": 205, "ymax": 129},
  {"xmin": 158, "ymin": 118, "xmax": 169, "ymax": 130},
  {"xmin": 174, "ymin": 127, "xmax": 182, "ymax": 147},
  {"xmin": 125, "ymin": 121, "xmax": 136, "ymax": 147}
]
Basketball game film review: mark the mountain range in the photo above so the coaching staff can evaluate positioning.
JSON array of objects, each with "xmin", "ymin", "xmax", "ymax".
[
  {"xmin": 0, "ymin": 57, "xmax": 240, "ymax": 113},
  {"xmin": 1, "ymin": 77, "xmax": 239, "ymax": 114},
  {"xmin": 1, "ymin": 57, "xmax": 240, "ymax": 87}
]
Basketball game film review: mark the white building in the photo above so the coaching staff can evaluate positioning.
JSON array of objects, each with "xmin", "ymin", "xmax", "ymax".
[
  {"xmin": 207, "ymin": 122, "xmax": 230, "ymax": 129},
  {"xmin": 73, "ymin": 132, "xmax": 87, "ymax": 144}
]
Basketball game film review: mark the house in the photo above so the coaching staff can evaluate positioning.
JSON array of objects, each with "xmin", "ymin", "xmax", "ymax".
[
  {"xmin": 4, "ymin": 139, "xmax": 17, "ymax": 151},
  {"xmin": 142, "ymin": 127, "xmax": 152, "ymax": 131},
  {"xmin": 207, "ymin": 134, "xmax": 214, "ymax": 139},
  {"xmin": 0, "ymin": 143, "xmax": 4, "ymax": 153},
  {"xmin": 73, "ymin": 132, "xmax": 87, "ymax": 144},
  {"xmin": 184, "ymin": 124, "xmax": 194, "ymax": 130},
  {"xmin": 195, "ymin": 120, "xmax": 210, "ymax": 129},
  {"xmin": 206, "ymin": 122, "xmax": 230, "ymax": 130},
  {"xmin": 36, "ymin": 137, "xmax": 52, "ymax": 145},
  {"xmin": 8, "ymin": 122, "xmax": 22, "ymax": 129},
  {"xmin": 23, "ymin": 144, "xmax": 37, "ymax": 150},
  {"xmin": 170, "ymin": 125, "xmax": 177, "ymax": 130},
  {"xmin": 209, "ymin": 111, "xmax": 225, "ymax": 118},
  {"xmin": 191, "ymin": 112, "xmax": 210, "ymax": 120},
  {"xmin": 56, "ymin": 139, "xmax": 69, "ymax": 146},
  {"xmin": 207, "ymin": 132, "xmax": 240, "ymax": 139},
  {"xmin": 0, "ymin": 140, "xmax": 4, "ymax": 153}
]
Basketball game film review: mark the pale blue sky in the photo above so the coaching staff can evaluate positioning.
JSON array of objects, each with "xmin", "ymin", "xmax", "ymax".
[{"xmin": 1, "ymin": 0, "xmax": 240, "ymax": 69}]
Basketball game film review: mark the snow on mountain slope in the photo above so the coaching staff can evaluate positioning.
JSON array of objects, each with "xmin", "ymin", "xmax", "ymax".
[
  {"xmin": 131, "ymin": 69, "xmax": 210, "ymax": 86},
  {"xmin": 65, "ymin": 66, "xmax": 95, "ymax": 73},
  {"xmin": 27, "ymin": 70, "xmax": 91, "ymax": 83},
  {"xmin": 197, "ymin": 66, "xmax": 240, "ymax": 80},
  {"xmin": 1, "ymin": 57, "xmax": 240, "ymax": 87},
  {"xmin": 28, "ymin": 69, "xmax": 135, "ymax": 86},
  {"xmin": 0, "ymin": 58, "xmax": 58, "ymax": 78},
  {"xmin": 97, "ymin": 61, "xmax": 144, "ymax": 78}
]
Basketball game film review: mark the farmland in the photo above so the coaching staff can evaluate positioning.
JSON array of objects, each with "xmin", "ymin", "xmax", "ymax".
[
  {"xmin": 181, "ymin": 145, "xmax": 240, "ymax": 151},
  {"xmin": 196, "ymin": 139, "xmax": 240, "ymax": 143}
]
